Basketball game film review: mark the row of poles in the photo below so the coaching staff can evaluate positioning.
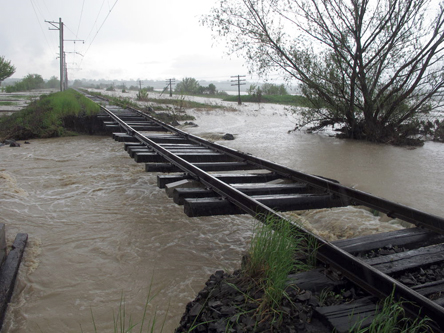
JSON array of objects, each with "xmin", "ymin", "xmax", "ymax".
[
  {"xmin": 45, "ymin": 18, "xmax": 83, "ymax": 92},
  {"xmin": 164, "ymin": 76, "xmax": 246, "ymax": 105},
  {"xmin": 45, "ymin": 18, "xmax": 247, "ymax": 103}
]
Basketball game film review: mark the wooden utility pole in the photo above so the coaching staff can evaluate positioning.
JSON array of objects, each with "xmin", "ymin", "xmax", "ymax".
[
  {"xmin": 166, "ymin": 78, "xmax": 175, "ymax": 97},
  {"xmin": 231, "ymin": 75, "xmax": 246, "ymax": 105}
]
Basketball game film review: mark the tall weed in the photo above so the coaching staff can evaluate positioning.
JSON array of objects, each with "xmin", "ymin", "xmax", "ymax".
[{"xmin": 244, "ymin": 217, "xmax": 303, "ymax": 313}]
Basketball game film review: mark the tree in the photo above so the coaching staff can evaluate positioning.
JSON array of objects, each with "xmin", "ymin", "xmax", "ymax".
[
  {"xmin": 175, "ymin": 77, "xmax": 201, "ymax": 94},
  {"xmin": 203, "ymin": 0, "xmax": 444, "ymax": 145},
  {"xmin": 5, "ymin": 74, "xmax": 45, "ymax": 92},
  {"xmin": 46, "ymin": 76, "xmax": 60, "ymax": 89},
  {"xmin": 261, "ymin": 83, "xmax": 288, "ymax": 95},
  {"xmin": 208, "ymin": 83, "xmax": 217, "ymax": 95},
  {"xmin": 72, "ymin": 79, "xmax": 83, "ymax": 88},
  {"xmin": 0, "ymin": 56, "xmax": 16, "ymax": 83}
]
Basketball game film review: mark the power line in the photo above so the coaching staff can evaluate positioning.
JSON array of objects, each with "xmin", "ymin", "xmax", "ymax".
[
  {"xmin": 81, "ymin": 0, "xmax": 120, "ymax": 62},
  {"xmin": 29, "ymin": 0, "xmax": 53, "ymax": 50},
  {"xmin": 76, "ymin": 0, "xmax": 86, "ymax": 39},
  {"xmin": 39, "ymin": 0, "xmax": 54, "ymax": 19},
  {"xmin": 83, "ymin": 0, "xmax": 107, "ymax": 45}
]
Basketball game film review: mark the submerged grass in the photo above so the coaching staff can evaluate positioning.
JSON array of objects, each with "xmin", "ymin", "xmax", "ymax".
[
  {"xmin": 0, "ymin": 89, "xmax": 100, "ymax": 140},
  {"xmin": 85, "ymin": 280, "xmax": 168, "ymax": 333}
]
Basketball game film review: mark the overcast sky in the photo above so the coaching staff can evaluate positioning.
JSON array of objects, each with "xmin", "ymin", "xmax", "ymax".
[{"xmin": 0, "ymin": 0, "xmax": 250, "ymax": 82}]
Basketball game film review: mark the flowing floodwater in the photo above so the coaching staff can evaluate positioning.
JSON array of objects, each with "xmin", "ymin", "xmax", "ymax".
[{"xmin": 1, "ymin": 96, "xmax": 444, "ymax": 332}]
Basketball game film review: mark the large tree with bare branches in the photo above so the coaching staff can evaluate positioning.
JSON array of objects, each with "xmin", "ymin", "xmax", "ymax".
[{"xmin": 203, "ymin": 0, "xmax": 444, "ymax": 144}]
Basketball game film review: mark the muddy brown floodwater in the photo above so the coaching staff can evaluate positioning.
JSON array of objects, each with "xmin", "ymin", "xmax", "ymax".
[{"xmin": 1, "ymin": 97, "xmax": 443, "ymax": 332}]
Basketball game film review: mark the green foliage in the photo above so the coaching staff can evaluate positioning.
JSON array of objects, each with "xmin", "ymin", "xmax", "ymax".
[
  {"xmin": 5, "ymin": 74, "xmax": 45, "ymax": 92},
  {"xmin": 0, "ymin": 89, "xmax": 100, "ymax": 140},
  {"xmin": 175, "ymin": 77, "xmax": 220, "ymax": 95},
  {"xmin": 204, "ymin": 0, "xmax": 444, "ymax": 145},
  {"xmin": 72, "ymin": 79, "xmax": 83, "ymax": 87},
  {"xmin": 351, "ymin": 289, "xmax": 433, "ymax": 333},
  {"xmin": 0, "ymin": 56, "xmax": 16, "ymax": 82},
  {"xmin": 137, "ymin": 88, "xmax": 150, "ymax": 101},
  {"xmin": 45, "ymin": 76, "xmax": 60, "ymax": 89},
  {"xmin": 244, "ymin": 217, "xmax": 305, "ymax": 314},
  {"xmin": 207, "ymin": 83, "xmax": 216, "ymax": 95},
  {"xmin": 248, "ymin": 83, "xmax": 288, "ymax": 96},
  {"xmin": 175, "ymin": 77, "xmax": 200, "ymax": 94}
]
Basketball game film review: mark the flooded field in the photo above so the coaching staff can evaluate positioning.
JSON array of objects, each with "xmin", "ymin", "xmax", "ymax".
[{"xmin": 1, "ymin": 91, "xmax": 443, "ymax": 331}]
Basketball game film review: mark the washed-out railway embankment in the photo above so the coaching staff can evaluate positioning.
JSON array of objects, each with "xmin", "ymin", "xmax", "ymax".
[{"xmin": 57, "ymin": 91, "xmax": 444, "ymax": 331}]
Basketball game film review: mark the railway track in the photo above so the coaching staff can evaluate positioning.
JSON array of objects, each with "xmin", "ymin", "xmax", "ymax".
[{"xmin": 85, "ymin": 91, "xmax": 444, "ymax": 332}]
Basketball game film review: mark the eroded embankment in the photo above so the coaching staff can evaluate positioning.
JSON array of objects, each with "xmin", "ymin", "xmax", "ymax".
[{"xmin": 0, "ymin": 89, "xmax": 107, "ymax": 141}]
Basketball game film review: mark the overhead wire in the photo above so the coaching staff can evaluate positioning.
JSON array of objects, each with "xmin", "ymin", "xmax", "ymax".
[
  {"xmin": 83, "ymin": 0, "xmax": 107, "ymax": 46},
  {"xmin": 79, "ymin": 0, "xmax": 120, "ymax": 70},
  {"xmin": 29, "ymin": 0, "xmax": 54, "ymax": 50},
  {"xmin": 69, "ymin": 0, "xmax": 86, "ymax": 77},
  {"xmin": 83, "ymin": 0, "xmax": 120, "ymax": 56},
  {"xmin": 76, "ymin": 0, "xmax": 86, "ymax": 39}
]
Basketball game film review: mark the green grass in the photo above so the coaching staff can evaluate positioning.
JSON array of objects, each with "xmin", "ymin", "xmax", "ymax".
[
  {"xmin": 0, "ymin": 89, "xmax": 100, "ymax": 140},
  {"xmin": 4, "ymin": 95, "xmax": 32, "ymax": 99},
  {"xmin": 351, "ymin": 289, "xmax": 433, "ymax": 332},
  {"xmin": 0, "ymin": 101, "xmax": 15, "ymax": 106},
  {"xmin": 243, "ymin": 215, "xmax": 314, "ymax": 316}
]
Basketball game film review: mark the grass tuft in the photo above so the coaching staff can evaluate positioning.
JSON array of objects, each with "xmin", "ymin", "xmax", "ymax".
[
  {"xmin": 351, "ymin": 288, "xmax": 433, "ymax": 332},
  {"xmin": 243, "ymin": 215, "xmax": 310, "ymax": 316}
]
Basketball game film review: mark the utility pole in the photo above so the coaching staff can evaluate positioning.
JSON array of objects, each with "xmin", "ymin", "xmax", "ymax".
[
  {"xmin": 46, "ymin": 18, "xmax": 84, "ymax": 91},
  {"xmin": 166, "ymin": 78, "xmax": 175, "ymax": 97},
  {"xmin": 46, "ymin": 18, "xmax": 64, "ymax": 91},
  {"xmin": 231, "ymin": 75, "xmax": 246, "ymax": 105},
  {"xmin": 64, "ymin": 53, "xmax": 68, "ymax": 90}
]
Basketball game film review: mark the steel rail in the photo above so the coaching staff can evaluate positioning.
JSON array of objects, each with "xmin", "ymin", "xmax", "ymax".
[
  {"xmin": 108, "ymin": 102, "xmax": 444, "ymax": 235},
  {"xmin": 97, "ymin": 102, "xmax": 444, "ymax": 331}
]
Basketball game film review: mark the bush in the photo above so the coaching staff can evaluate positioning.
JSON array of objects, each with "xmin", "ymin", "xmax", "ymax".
[{"xmin": 5, "ymin": 74, "xmax": 45, "ymax": 92}]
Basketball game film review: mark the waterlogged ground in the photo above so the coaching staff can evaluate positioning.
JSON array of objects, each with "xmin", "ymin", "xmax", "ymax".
[
  {"xmin": 0, "ymin": 90, "xmax": 443, "ymax": 331},
  {"xmin": 0, "ymin": 89, "xmax": 57, "ymax": 116}
]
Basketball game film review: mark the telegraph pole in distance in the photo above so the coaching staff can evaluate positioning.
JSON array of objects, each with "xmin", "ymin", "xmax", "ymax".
[
  {"xmin": 166, "ymin": 78, "xmax": 175, "ymax": 97},
  {"xmin": 231, "ymin": 75, "xmax": 246, "ymax": 105}
]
